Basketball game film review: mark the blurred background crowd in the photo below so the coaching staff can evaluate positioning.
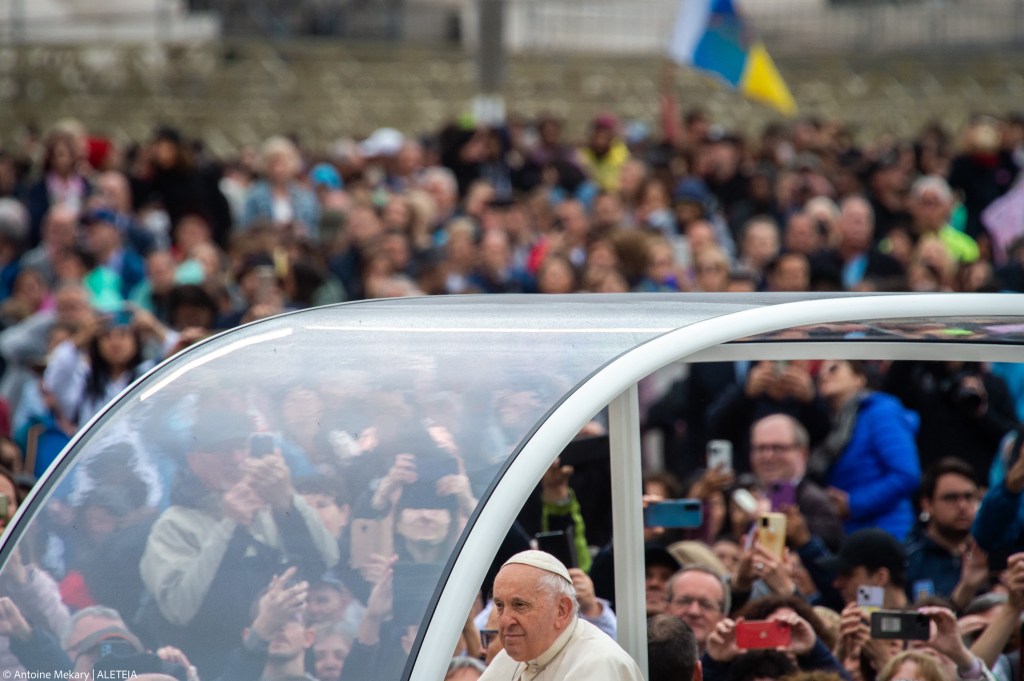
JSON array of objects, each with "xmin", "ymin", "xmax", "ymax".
[
  {"xmin": 0, "ymin": 87, "xmax": 1020, "ymax": 485},
  {"xmin": 0, "ymin": 0, "xmax": 1022, "ymax": 679}
]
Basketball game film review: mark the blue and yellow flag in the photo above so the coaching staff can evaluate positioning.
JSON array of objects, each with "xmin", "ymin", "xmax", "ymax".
[{"xmin": 668, "ymin": 0, "xmax": 797, "ymax": 115}]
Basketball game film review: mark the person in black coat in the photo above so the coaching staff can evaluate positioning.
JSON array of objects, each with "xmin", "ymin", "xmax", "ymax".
[{"xmin": 883, "ymin": 360, "xmax": 1019, "ymax": 483}]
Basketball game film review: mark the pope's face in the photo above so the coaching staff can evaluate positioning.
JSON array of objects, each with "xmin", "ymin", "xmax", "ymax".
[{"xmin": 492, "ymin": 564, "xmax": 572, "ymax": 662}]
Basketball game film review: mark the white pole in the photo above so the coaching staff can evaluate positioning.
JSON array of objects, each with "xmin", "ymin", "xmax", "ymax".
[{"xmin": 609, "ymin": 385, "xmax": 648, "ymax": 679}]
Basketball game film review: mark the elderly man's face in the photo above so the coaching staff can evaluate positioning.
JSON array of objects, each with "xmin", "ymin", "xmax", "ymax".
[
  {"xmin": 493, "ymin": 564, "xmax": 573, "ymax": 662},
  {"xmin": 750, "ymin": 416, "xmax": 806, "ymax": 484},
  {"xmin": 666, "ymin": 571, "xmax": 725, "ymax": 649}
]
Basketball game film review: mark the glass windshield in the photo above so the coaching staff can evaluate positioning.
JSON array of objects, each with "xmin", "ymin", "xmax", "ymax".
[{"xmin": 0, "ymin": 295, "xmax": 735, "ymax": 680}]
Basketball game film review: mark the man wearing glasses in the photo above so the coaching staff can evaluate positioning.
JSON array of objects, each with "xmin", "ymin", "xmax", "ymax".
[
  {"xmin": 904, "ymin": 457, "xmax": 987, "ymax": 609},
  {"xmin": 664, "ymin": 567, "xmax": 730, "ymax": 654},
  {"xmin": 750, "ymin": 413, "xmax": 844, "ymax": 550}
]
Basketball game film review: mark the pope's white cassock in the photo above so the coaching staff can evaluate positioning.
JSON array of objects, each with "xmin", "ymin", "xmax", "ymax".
[{"xmin": 479, "ymin": 617, "xmax": 643, "ymax": 681}]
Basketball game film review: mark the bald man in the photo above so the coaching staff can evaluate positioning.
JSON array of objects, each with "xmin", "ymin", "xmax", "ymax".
[{"xmin": 480, "ymin": 550, "xmax": 642, "ymax": 681}]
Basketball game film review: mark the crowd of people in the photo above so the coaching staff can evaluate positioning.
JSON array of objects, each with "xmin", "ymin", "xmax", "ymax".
[{"xmin": 0, "ymin": 89, "xmax": 1021, "ymax": 681}]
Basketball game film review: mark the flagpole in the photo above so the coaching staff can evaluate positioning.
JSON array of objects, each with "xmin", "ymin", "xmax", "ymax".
[{"xmin": 474, "ymin": 0, "xmax": 507, "ymax": 126}]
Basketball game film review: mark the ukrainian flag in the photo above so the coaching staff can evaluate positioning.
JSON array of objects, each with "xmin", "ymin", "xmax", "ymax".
[{"xmin": 668, "ymin": 0, "xmax": 797, "ymax": 115}]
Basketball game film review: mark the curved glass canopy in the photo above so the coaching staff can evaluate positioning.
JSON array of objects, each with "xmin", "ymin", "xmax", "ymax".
[{"xmin": 0, "ymin": 292, "xmax": 1021, "ymax": 680}]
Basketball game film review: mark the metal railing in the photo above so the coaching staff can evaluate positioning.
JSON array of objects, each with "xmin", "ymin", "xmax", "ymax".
[
  {"xmin": 0, "ymin": 0, "xmax": 219, "ymax": 44},
  {"xmin": 747, "ymin": 0, "xmax": 1024, "ymax": 55},
  {"xmin": 488, "ymin": 0, "xmax": 1024, "ymax": 56},
  {"xmin": 188, "ymin": 0, "xmax": 406, "ymax": 40},
  {"xmin": 1, "ymin": 0, "xmax": 1022, "ymax": 52}
]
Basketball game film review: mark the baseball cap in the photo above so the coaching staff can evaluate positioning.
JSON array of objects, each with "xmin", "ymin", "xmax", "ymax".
[
  {"xmin": 359, "ymin": 128, "xmax": 404, "ymax": 158},
  {"xmin": 591, "ymin": 113, "xmax": 619, "ymax": 131},
  {"xmin": 82, "ymin": 208, "xmax": 120, "ymax": 229},
  {"xmin": 816, "ymin": 528, "xmax": 906, "ymax": 583},
  {"xmin": 645, "ymin": 544, "xmax": 682, "ymax": 572},
  {"xmin": 309, "ymin": 162, "xmax": 343, "ymax": 190},
  {"xmin": 153, "ymin": 125, "xmax": 183, "ymax": 145},
  {"xmin": 672, "ymin": 177, "xmax": 713, "ymax": 206}
]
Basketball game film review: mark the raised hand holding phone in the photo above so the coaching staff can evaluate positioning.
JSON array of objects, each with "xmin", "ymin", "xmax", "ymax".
[
  {"xmin": 869, "ymin": 610, "xmax": 929, "ymax": 641},
  {"xmin": 706, "ymin": 440, "xmax": 733, "ymax": 473},
  {"xmin": 643, "ymin": 499, "xmax": 703, "ymax": 529},
  {"xmin": 735, "ymin": 620, "xmax": 790, "ymax": 650},
  {"xmin": 769, "ymin": 610, "xmax": 816, "ymax": 655},
  {"xmin": 856, "ymin": 585, "xmax": 884, "ymax": 612},
  {"xmin": 768, "ymin": 481, "xmax": 797, "ymax": 511},
  {"xmin": 706, "ymin": 618, "xmax": 740, "ymax": 662},
  {"xmin": 756, "ymin": 512, "xmax": 787, "ymax": 560}
]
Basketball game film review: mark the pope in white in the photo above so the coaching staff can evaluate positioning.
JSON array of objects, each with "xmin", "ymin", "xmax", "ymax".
[{"xmin": 479, "ymin": 550, "xmax": 643, "ymax": 681}]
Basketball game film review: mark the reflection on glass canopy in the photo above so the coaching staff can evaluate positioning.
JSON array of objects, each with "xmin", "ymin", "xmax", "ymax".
[
  {"xmin": 738, "ymin": 317, "xmax": 1024, "ymax": 344},
  {"xmin": 0, "ymin": 294, "xmax": 757, "ymax": 680},
  {"xmin": 0, "ymin": 293, "xmax": 1020, "ymax": 681}
]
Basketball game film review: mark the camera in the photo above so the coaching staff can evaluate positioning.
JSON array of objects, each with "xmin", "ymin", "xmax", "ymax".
[
  {"xmin": 869, "ymin": 610, "xmax": 930, "ymax": 641},
  {"xmin": 91, "ymin": 644, "xmax": 188, "ymax": 681},
  {"xmin": 942, "ymin": 371, "xmax": 983, "ymax": 413}
]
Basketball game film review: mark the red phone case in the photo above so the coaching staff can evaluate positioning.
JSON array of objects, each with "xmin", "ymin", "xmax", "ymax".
[{"xmin": 735, "ymin": 620, "xmax": 791, "ymax": 649}]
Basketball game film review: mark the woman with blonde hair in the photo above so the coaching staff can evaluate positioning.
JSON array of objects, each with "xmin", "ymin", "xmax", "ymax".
[
  {"xmin": 242, "ymin": 135, "xmax": 320, "ymax": 240},
  {"xmin": 877, "ymin": 651, "xmax": 945, "ymax": 681}
]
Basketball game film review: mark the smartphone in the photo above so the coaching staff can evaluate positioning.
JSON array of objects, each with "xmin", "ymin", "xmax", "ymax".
[
  {"xmin": 0, "ymin": 494, "xmax": 8, "ymax": 518},
  {"xmin": 254, "ymin": 265, "xmax": 277, "ymax": 305},
  {"xmin": 756, "ymin": 512, "xmax": 787, "ymax": 559},
  {"xmin": 534, "ymin": 529, "xmax": 577, "ymax": 569},
  {"xmin": 911, "ymin": 579, "xmax": 935, "ymax": 602},
  {"xmin": 870, "ymin": 610, "xmax": 930, "ymax": 641},
  {"xmin": 732, "ymin": 488, "xmax": 759, "ymax": 515},
  {"xmin": 706, "ymin": 440, "xmax": 733, "ymax": 472},
  {"xmin": 857, "ymin": 585, "xmax": 885, "ymax": 612},
  {"xmin": 250, "ymin": 433, "xmax": 275, "ymax": 458},
  {"xmin": 644, "ymin": 499, "xmax": 703, "ymax": 529},
  {"xmin": 767, "ymin": 482, "xmax": 797, "ymax": 511},
  {"xmin": 414, "ymin": 454, "xmax": 460, "ymax": 482},
  {"xmin": 735, "ymin": 620, "xmax": 791, "ymax": 649},
  {"xmin": 773, "ymin": 360, "xmax": 789, "ymax": 374},
  {"xmin": 349, "ymin": 518, "xmax": 394, "ymax": 570},
  {"xmin": 113, "ymin": 307, "xmax": 134, "ymax": 327}
]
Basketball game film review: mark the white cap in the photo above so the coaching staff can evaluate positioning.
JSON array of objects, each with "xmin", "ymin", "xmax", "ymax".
[
  {"xmin": 502, "ymin": 550, "xmax": 572, "ymax": 584},
  {"xmin": 358, "ymin": 127, "xmax": 404, "ymax": 158}
]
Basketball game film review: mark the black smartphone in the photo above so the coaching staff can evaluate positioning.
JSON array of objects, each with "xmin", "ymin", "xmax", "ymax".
[
  {"xmin": 534, "ymin": 528, "xmax": 577, "ymax": 569},
  {"xmin": 870, "ymin": 610, "xmax": 930, "ymax": 641},
  {"xmin": 250, "ymin": 433, "xmax": 275, "ymax": 458}
]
